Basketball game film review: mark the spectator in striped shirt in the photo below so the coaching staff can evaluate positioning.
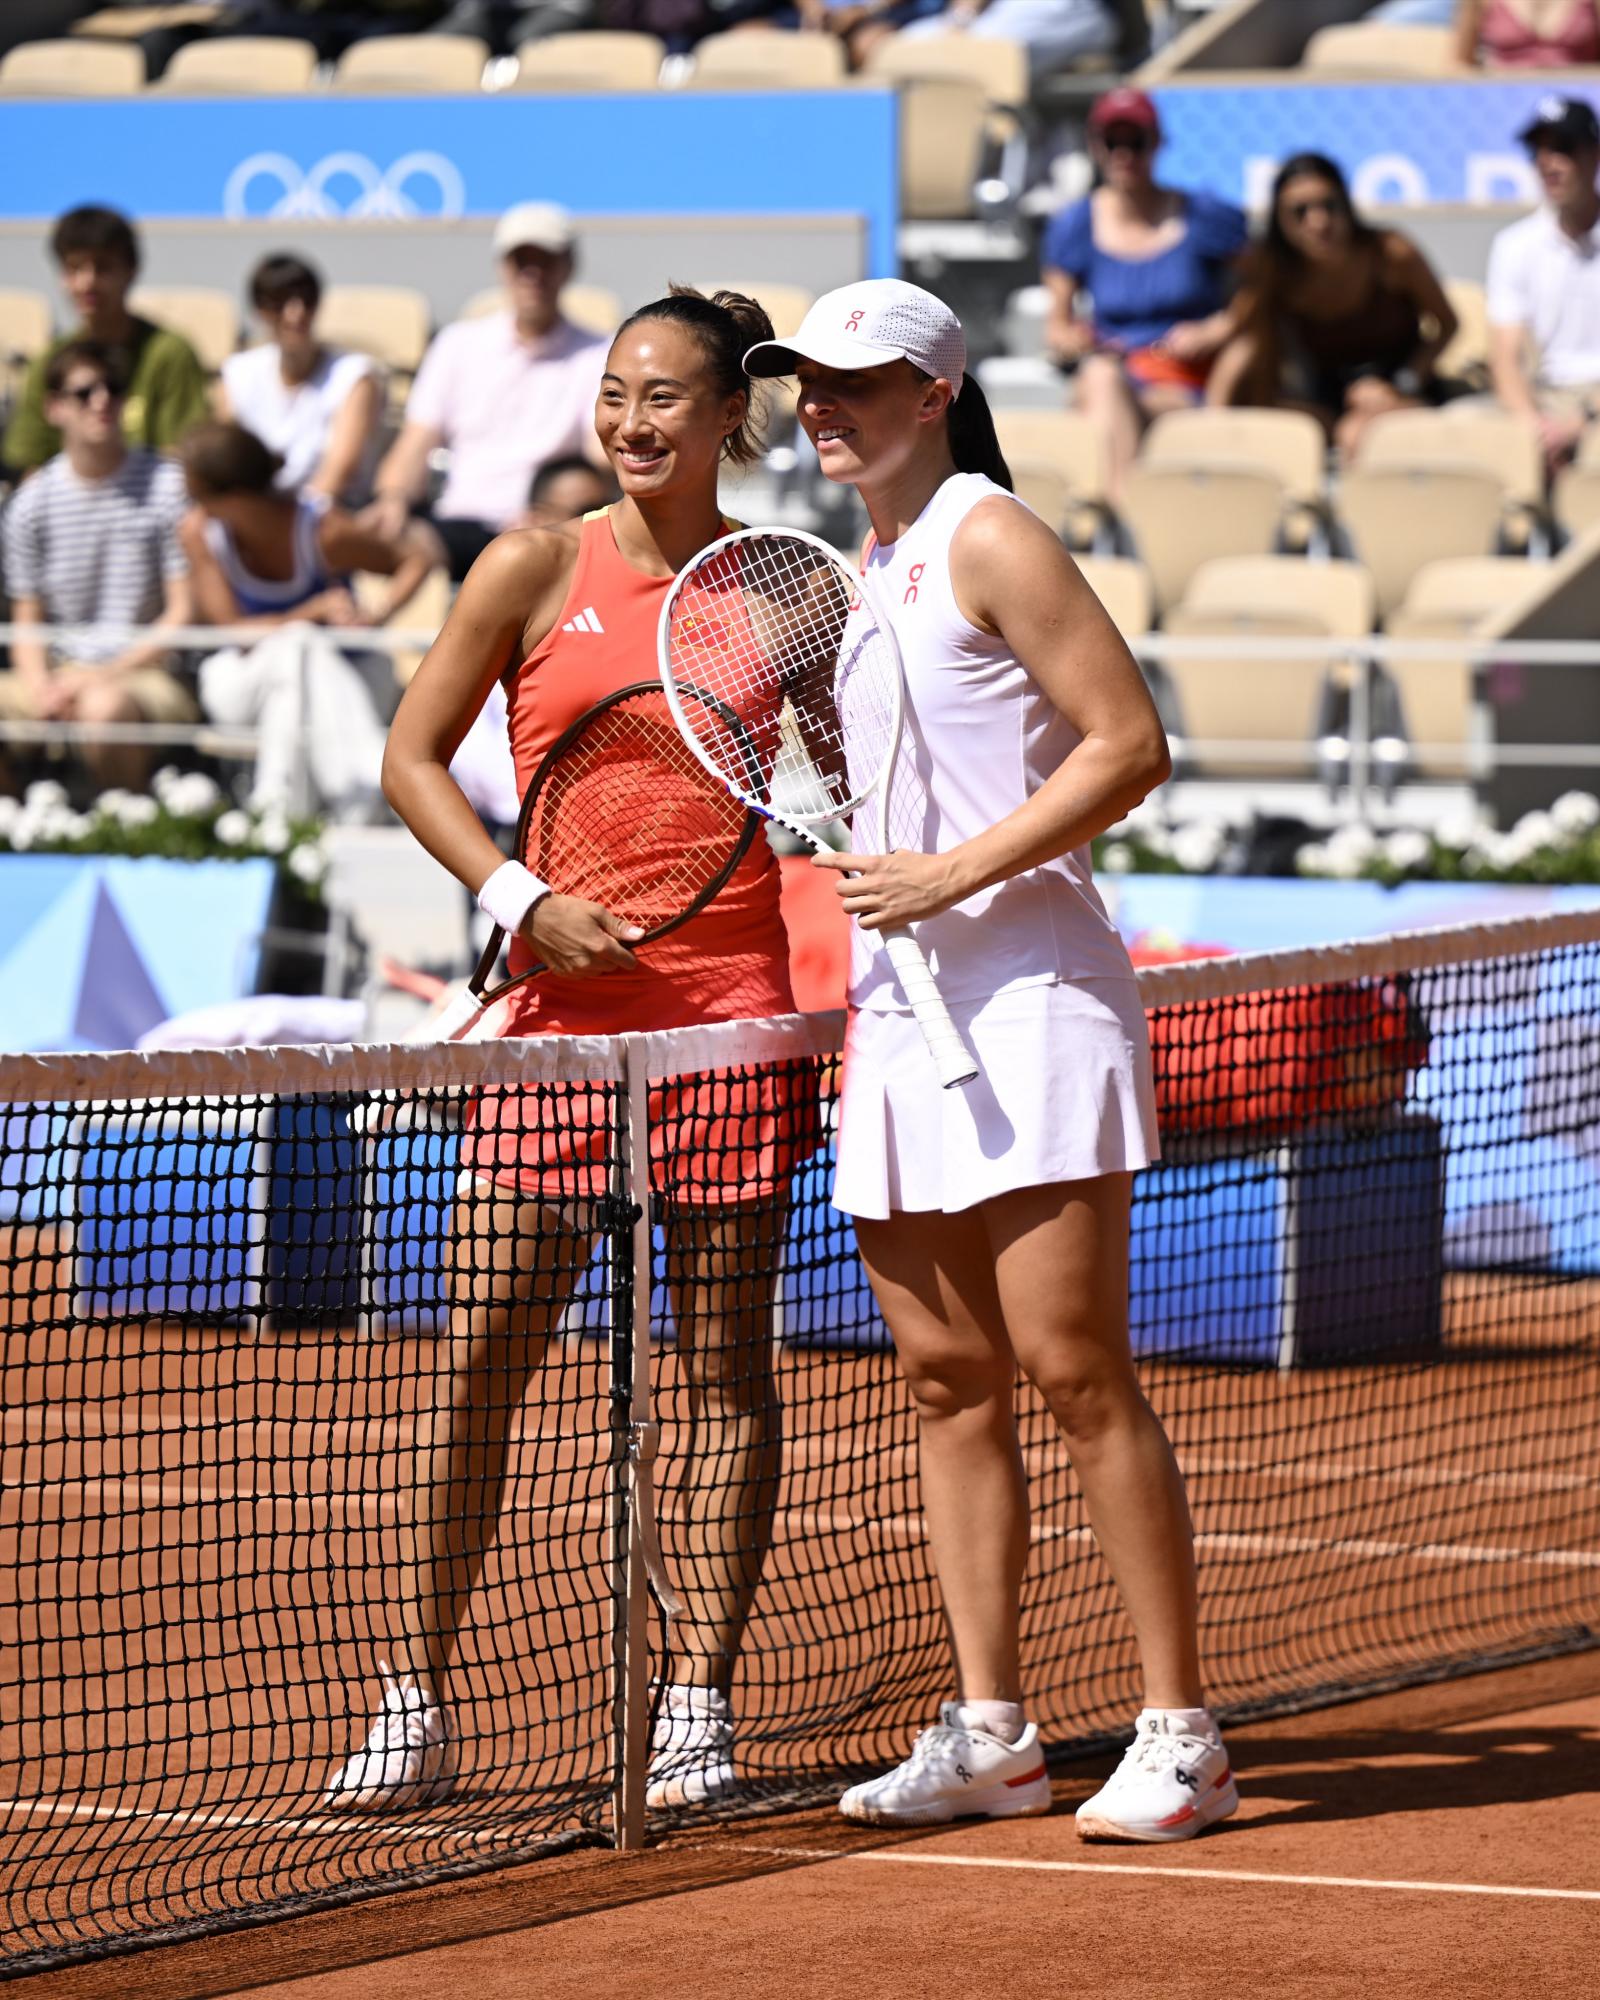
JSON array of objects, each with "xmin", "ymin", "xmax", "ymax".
[{"xmin": 0, "ymin": 341, "xmax": 195, "ymax": 796}]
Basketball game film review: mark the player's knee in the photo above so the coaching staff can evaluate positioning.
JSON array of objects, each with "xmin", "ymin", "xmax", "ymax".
[
  {"xmin": 1032, "ymin": 1351, "xmax": 1139, "ymax": 1446},
  {"xmin": 899, "ymin": 1346, "xmax": 1010, "ymax": 1424}
]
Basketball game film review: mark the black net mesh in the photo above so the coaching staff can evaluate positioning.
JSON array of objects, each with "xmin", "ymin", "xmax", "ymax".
[{"xmin": 1, "ymin": 916, "xmax": 1597, "ymax": 1970}]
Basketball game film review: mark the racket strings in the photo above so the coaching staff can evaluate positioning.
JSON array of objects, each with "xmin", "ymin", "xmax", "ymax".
[
  {"xmin": 666, "ymin": 536, "xmax": 901, "ymax": 823},
  {"xmin": 528, "ymin": 697, "xmax": 752, "ymax": 932}
]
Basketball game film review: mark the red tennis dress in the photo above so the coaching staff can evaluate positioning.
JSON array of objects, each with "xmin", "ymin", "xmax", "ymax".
[{"xmin": 463, "ymin": 510, "xmax": 802, "ymax": 1206}]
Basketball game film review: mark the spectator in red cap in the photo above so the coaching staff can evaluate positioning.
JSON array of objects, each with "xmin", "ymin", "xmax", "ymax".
[
  {"xmin": 1041, "ymin": 88, "xmax": 1247, "ymax": 502},
  {"xmin": 894, "ymin": 0, "xmax": 1117, "ymax": 77}
]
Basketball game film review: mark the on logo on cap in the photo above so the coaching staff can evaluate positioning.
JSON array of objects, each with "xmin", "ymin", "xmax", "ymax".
[{"xmin": 845, "ymin": 309, "xmax": 865, "ymax": 331}]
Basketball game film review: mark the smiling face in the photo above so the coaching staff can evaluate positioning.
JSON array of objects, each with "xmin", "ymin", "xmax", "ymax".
[
  {"xmin": 596, "ymin": 320, "xmax": 744, "ymax": 500},
  {"xmin": 792, "ymin": 356, "xmax": 951, "ymax": 490}
]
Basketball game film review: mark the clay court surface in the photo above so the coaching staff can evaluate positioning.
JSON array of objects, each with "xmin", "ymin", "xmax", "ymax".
[{"xmin": 5, "ymin": 1651, "xmax": 1596, "ymax": 2000}]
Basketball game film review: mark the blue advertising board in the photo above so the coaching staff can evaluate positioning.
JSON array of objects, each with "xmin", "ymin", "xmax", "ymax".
[
  {"xmin": 0, "ymin": 90, "xmax": 900, "ymax": 274},
  {"xmin": 1151, "ymin": 78, "xmax": 1597, "ymax": 211}
]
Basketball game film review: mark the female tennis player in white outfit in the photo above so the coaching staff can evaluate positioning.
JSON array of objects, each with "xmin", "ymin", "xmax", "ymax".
[{"xmin": 744, "ymin": 281, "xmax": 1238, "ymax": 1842}]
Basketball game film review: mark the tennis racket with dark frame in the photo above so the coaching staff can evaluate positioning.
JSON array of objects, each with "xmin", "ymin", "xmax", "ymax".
[
  {"xmin": 657, "ymin": 526, "xmax": 979, "ymax": 1090},
  {"xmin": 420, "ymin": 679, "xmax": 761, "ymax": 1044}
]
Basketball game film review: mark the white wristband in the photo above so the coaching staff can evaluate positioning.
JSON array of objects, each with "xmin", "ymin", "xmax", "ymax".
[{"xmin": 476, "ymin": 859, "xmax": 551, "ymax": 935}]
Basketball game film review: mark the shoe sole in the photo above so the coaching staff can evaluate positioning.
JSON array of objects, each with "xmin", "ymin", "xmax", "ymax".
[
  {"xmin": 1075, "ymin": 1777, "xmax": 1239, "ymax": 1844},
  {"xmin": 840, "ymin": 1773, "xmax": 1053, "ymax": 1828}
]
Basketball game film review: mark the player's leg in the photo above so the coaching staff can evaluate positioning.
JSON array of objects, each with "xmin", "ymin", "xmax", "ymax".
[
  {"xmin": 837, "ymin": 1205, "xmax": 1051, "ymax": 1826},
  {"xmin": 986, "ymin": 1173, "xmax": 1234, "ymax": 1841},
  {"xmin": 647, "ymin": 1197, "xmax": 785, "ymax": 1806},
  {"xmin": 324, "ymin": 1178, "xmax": 593, "ymax": 1811}
]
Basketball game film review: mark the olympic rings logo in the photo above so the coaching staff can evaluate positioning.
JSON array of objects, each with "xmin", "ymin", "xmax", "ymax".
[{"xmin": 222, "ymin": 151, "xmax": 467, "ymax": 221}]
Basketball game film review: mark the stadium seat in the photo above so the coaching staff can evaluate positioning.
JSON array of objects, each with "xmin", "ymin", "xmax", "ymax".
[
  {"xmin": 317, "ymin": 285, "xmax": 431, "ymax": 376},
  {"xmin": 1382, "ymin": 558, "xmax": 1537, "ymax": 778},
  {"xmin": 354, "ymin": 566, "xmax": 453, "ymax": 688},
  {"xmin": 693, "ymin": 283, "xmax": 813, "ymax": 340},
  {"xmin": 0, "ymin": 289, "xmax": 52, "ymax": 371},
  {"xmin": 863, "ymin": 34, "xmax": 1028, "ymax": 110},
  {"xmin": 1118, "ymin": 464, "xmax": 1285, "ymax": 613},
  {"xmin": 1161, "ymin": 556, "xmax": 1377, "ymax": 780},
  {"xmin": 0, "ymin": 39, "xmax": 145, "ymax": 95},
  {"xmin": 686, "ymin": 31, "xmax": 846, "ymax": 89},
  {"xmin": 1437, "ymin": 279, "xmax": 1490, "ymax": 388},
  {"xmin": 992, "ymin": 408, "xmax": 1105, "ymax": 543},
  {"xmin": 464, "ymin": 284, "xmax": 623, "ymax": 336},
  {"xmin": 512, "ymin": 31, "xmax": 665, "ymax": 90},
  {"xmin": 128, "ymin": 287, "xmax": 239, "ymax": 374},
  {"xmin": 1140, "ymin": 407, "xmax": 1327, "ymax": 547},
  {"xmin": 1355, "ymin": 406, "xmax": 1545, "ymax": 548},
  {"xmin": 1301, "ymin": 23, "xmax": 1461, "ymax": 76},
  {"xmin": 1075, "ymin": 555, "xmax": 1154, "ymax": 643},
  {"xmin": 156, "ymin": 36, "xmax": 319, "ymax": 93},
  {"xmin": 900, "ymin": 77, "xmax": 998, "ymax": 221},
  {"xmin": 332, "ymin": 34, "xmax": 489, "ymax": 93},
  {"xmin": 1335, "ymin": 466, "xmax": 1505, "ymax": 621}
]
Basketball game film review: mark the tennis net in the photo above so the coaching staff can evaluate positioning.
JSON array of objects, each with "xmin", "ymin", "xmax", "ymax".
[{"xmin": 1, "ymin": 906, "xmax": 1597, "ymax": 1971}]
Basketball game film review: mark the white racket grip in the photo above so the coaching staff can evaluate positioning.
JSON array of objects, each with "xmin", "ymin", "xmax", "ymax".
[
  {"xmin": 881, "ymin": 927, "xmax": 979, "ymax": 1090},
  {"xmin": 415, "ymin": 983, "xmax": 486, "ymax": 1045}
]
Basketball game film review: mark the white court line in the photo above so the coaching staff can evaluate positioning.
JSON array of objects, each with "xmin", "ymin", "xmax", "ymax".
[{"xmin": 739, "ymin": 1842, "xmax": 1600, "ymax": 1904}]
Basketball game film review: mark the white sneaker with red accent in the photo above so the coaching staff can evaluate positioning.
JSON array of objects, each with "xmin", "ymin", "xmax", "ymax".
[
  {"xmin": 1075, "ymin": 1712, "xmax": 1237, "ymax": 1842},
  {"xmin": 322, "ymin": 1660, "xmax": 458, "ymax": 1813},
  {"xmin": 839, "ymin": 1703, "xmax": 1052, "ymax": 1827}
]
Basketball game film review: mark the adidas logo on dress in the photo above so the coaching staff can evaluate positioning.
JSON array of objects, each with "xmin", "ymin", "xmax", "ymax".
[{"xmin": 562, "ymin": 606, "xmax": 605, "ymax": 634}]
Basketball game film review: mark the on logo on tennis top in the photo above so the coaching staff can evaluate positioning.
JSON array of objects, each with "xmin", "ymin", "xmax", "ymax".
[{"xmin": 903, "ymin": 561, "xmax": 926, "ymax": 605}]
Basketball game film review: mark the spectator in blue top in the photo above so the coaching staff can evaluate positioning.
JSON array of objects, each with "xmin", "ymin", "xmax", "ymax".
[{"xmin": 1041, "ymin": 88, "xmax": 1246, "ymax": 503}]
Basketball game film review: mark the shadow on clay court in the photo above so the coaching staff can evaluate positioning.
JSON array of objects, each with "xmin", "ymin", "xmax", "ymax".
[{"xmin": 1220, "ymin": 1718, "xmax": 1600, "ymax": 1830}]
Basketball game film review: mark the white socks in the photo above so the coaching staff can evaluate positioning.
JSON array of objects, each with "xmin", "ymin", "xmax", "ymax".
[
  {"xmin": 1141, "ymin": 1705, "xmax": 1218, "ymax": 1738},
  {"xmin": 950, "ymin": 1698, "xmax": 1028, "ymax": 1744}
]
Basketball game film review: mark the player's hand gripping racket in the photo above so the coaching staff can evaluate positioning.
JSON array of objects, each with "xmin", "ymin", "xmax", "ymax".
[
  {"xmin": 657, "ymin": 527, "xmax": 979, "ymax": 1090},
  {"xmin": 421, "ymin": 679, "xmax": 759, "ymax": 1043}
]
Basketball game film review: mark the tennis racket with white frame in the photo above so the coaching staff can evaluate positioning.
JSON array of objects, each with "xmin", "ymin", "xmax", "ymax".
[{"xmin": 657, "ymin": 526, "xmax": 979, "ymax": 1090}]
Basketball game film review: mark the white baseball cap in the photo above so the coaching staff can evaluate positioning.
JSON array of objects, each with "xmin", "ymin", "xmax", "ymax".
[
  {"xmin": 743, "ymin": 279, "xmax": 966, "ymax": 395},
  {"xmin": 492, "ymin": 201, "xmax": 576, "ymax": 256}
]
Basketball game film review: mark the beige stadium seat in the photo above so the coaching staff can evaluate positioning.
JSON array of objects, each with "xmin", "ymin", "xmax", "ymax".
[
  {"xmin": 1437, "ymin": 279, "xmax": 1489, "ymax": 387},
  {"xmin": 1075, "ymin": 556, "xmax": 1153, "ymax": 643},
  {"xmin": 1554, "ymin": 462, "xmax": 1600, "ymax": 540},
  {"xmin": 355, "ymin": 566, "xmax": 453, "ymax": 688},
  {"xmin": 1301, "ymin": 23, "xmax": 1460, "ymax": 76},
  {"xmin": 0, "ymin": 39, "xmax": 145, "ymax": 95},
  {"xmin": 1336, "ymin": 466, "xmax": 1505, "ymax": 621},
  {"xmin": 688, "ymin": 30, "xmax": 845, "ymax": 88},
  {"xmin": 0, "ymin": 290, "xmax": 52, "ymax": 369},
  {"xmin": 1383, "ymin": 559, "xmax": 1536, "ymax": 778},
  {"xmin": 512, "ymin": 31, "xmax": 665, "ymax": 90},
  {"xmin": 1140, "ymin": 406, "xmax": 1327, "ymax": 545},
  {"xmin": 317, "ymin": 285, "xmax": 431, "ymax": 375},
  {"xmin": 1356, "ymin": 406, "xmax": 1545, "ymax": 545},
  {"xmin": 462, "ymin": 283, "xmax": 622, "ymax": 335},
  {"xmin": 333, "ymin": 34, "xmax": 488, "ymax": 93},
  {"xmin": 129, "ymin": 287, "xmax": 239, "ymax": 374},
  {"xmin": 993, "ymin": 409, "xmax": 1105, "ymax": 542},
  {"xmin": 157, "ymin": 36, "xmax": 318, "ymax": 93},
  {"xmin": 900, "ymin": 77, "xmax": 992, "ymax": 220},
  {"xmin": 1118, "ymin": 464, "xmax": 1285, "ymax": 613},
  {"xmin": 863, "ymin": 33, "xmax": 1027, "ymax": 109},
  {"xmin": 1161, "ymin": 557, "xmax": 1376, "ymax": 779},
  {"xmin": 694, "ymin": 283, "xmax": 813, "ymax": 340}
]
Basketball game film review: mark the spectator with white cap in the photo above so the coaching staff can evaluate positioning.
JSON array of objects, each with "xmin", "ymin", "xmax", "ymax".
[
  {"xmin": 1487, "ymin": 95, "xmax": 1600, "ymax": 470},
  {"xmin": 364, "ymin": 203, "xmax": 610, "ymax": 580}
]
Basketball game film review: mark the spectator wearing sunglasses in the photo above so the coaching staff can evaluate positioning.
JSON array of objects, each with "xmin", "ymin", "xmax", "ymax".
[
  {"xmin": 0, "ymin": 341, "xmax": 195, "ymax": 796},
  {"xmin": 1487, "ymin": 96, "xmax": 1600, "ymax": 470},
  {"xmin": 1206, "ymin": 154, "xmax": 1458, "ymax": 462},
  {"xmin": 1041, "ymin": 88, "xmax": 1247, "ymax": 503}
]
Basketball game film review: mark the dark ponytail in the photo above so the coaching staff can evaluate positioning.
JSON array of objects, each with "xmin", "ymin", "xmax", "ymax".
[
  {"xmin": 948, "ymin": 374, "xmax": 1013, "ymax": 491},
  {"xmin": 614, "ymin": 284, "xmax": 776, "ymax": 467}
]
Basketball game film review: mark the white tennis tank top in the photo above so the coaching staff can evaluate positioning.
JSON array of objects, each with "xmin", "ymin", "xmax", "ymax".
[{"xmin": 852, "ymin": 471, "xmax": 1136, "ymax": 1014}]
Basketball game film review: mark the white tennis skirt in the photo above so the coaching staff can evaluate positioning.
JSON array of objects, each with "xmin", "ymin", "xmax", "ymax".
[{"xmin": 832, "ymin": 977, "xmax": 1160, "ymax": 1220}]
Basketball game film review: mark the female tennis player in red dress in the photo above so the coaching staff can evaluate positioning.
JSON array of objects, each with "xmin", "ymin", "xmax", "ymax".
[
  {"xmin": 743, "ymin": 280, "xmax": 1238, "ymax": 1841},
  {"xmin": 326, "ymin": 289, "xmax": 795, "ymax": 1814}
]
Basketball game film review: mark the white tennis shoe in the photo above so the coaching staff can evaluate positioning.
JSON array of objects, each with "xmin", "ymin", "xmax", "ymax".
[
  {"xmin": 1075, "ymin": 1711, "xmax": 1237, "ymax": 1842},
  {"xmin": 645, "ymin": 1684, "xmax": 737, "ymax": 1808},
  {"xmin": 322, "ymin": 1660, "xmax": 458, "ymax": 1813},
  {"xmin": 839, "ymin": 1704, "xmax": 1052, "ymax": 1826}
]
